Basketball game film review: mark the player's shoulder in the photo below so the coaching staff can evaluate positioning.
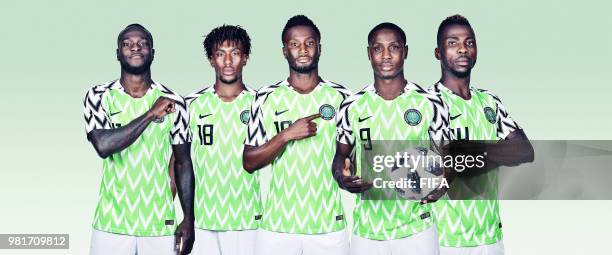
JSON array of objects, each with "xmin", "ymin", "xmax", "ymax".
[
  {"xmin": 425, "ymin": 82, "xmax": 444, "ymax": 96},
  {"xmin": 85, "ymin": 79, "xmax": 117, "ymax": 97},
  {"xmin": 252, "ymin": 80, "xmax": 285, "ymax": 102},
  {"xmin": 474, "ymin": 86, "xmax": 504, "ymax": 104},
  {"xmin": 409, "ymin": 82, "xmax": 448, "ymax": 114},
  {"xmin": 409, "ymin": 81, "xmax": 434, "ymax": 95},
  {"xmin": 154, "ymin": 82, "xmax": 185, "ymax": 104},
  {"xmin": 184, "ymin": 86, "xmax": 213, "ymax": 106},
  {"xmin": 244, "ymin": 85, "xmax": 257, "ymax": 95},
  {"xmin": 321, "ymin": 79, "xmax": 352, "ymax": 99},
  {"xmin": 409, "ymin": 81, "xmax": 443, "ymax": 102},
  {"xmin": 339, "ymin": 84, "xmax": 372, "ymax": 111}
]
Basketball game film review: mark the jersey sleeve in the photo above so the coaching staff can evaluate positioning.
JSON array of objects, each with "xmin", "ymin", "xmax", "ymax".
[
  {"xmin": 183, "ymin": 90, "xmax": 205, "ymax": 145},
  {"xmin": 336, "ymin": 97, "xmax": 357, "ymax": 146},
  {"xmin": 157, "ymin": 84, "xmax": 191, "ymax": 145},
  {"xmin": 483, "ymin": 90, "xmax": 520, "ymax": 140},
  {"xmin": 83, "ymin": 85, "xmax": 112, "ymax": 135},
  {"xmin": 424, "ymin": 90, "xmax": 452, "ymax": 157},
  {"xmin": 421, "ymin": 86, "xmax": 452, "ymax": 142},
  {"xmin": 170, "ymin": 96, "xmax": 191, "ymax": 145},
  {"xmin": 244, "ymin": 90, "xmax": 270, "ymax": 147}
]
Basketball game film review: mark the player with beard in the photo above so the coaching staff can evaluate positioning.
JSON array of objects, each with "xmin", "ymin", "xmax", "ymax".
[
  {"xmin": 184, "ymin": 25, "xmax": 260, "ymax": 255},
  {"xmin": 428, "ymin": 15, "xmax": 534, "ymax": 254},
  {"xmin": 333, "ymin": 22, "xmax": 451, "ymax": 255},
  {"xmin": 243, "ymin": 15, "xmax": 351, "ymax": 255},
  {"xmin": 84, "ymin": 24, "xmax": 194, "ymax": 255}
]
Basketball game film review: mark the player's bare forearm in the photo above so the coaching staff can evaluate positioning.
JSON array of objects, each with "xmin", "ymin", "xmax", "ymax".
[
  {"xmin": 172, "ymin": 144, "xmax": 194, "ymax": 221},
  {"xmin": 243, "ymin": 113, "xmax": 321, "ymax": 173},
  {"xmin": 87, "ymin": 111, "xmax": 155, "ymax": 158},
  {"xmin": 172, "ymin": 143, "xmax": 195, "ymax": 255},
  {"xmin": 454, "ymin": 129, "xmax": 534, "ymax": 177},
  {"xmin": 242, "ymin": 133, "xmax": 289, "ymax": 173},
  {"xmin": 332, "ymin": 142, "xmax": 352, "ymax": 187},
  {"xmin": 169, "ymin": 153, "xmax": 177, "ymax": 199}
]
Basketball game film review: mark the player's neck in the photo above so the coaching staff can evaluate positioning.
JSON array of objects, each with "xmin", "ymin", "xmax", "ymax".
[
  {"xmin": 374, "ymin": 75, "xmax": 407, "ymax": 101},
  {"xmin": 441, "ymin": 73, "xmax": 471, "ymax": 100},
  {"xmin": 214, "ymin": 80, "xmax": 245, "ymax": 102},
  {"xmin": 287, "ymin": 70, "xmax": 321, "ymax": 94},
  {"xmin": 120, "ymin": 71, "xmax": 152, "ymax": 98}
]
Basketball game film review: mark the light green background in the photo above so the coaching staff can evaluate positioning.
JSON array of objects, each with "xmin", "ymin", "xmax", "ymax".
[{"xmin": 1, "ymin": 0, "xmax": 610, "ymax": 254}]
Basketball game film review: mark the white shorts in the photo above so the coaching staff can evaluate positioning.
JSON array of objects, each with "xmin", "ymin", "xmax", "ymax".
[
  {"xmin": 255, "ymin": 229, "xmax": 349, "ymax": 255},
  {"xmin": 90, "ymin": 229, "xmax": 175, "ymax": 255},
  {"xmin": 439, "ymin": 241, "xmax": 505, "ymax": 255},
  {"xmin": 191, "ymin": 229, "xmax": 257, "ymax": 255},
  {"xmin": 349, "ymin": 226, "xmax": 439, "ymax": 255}
]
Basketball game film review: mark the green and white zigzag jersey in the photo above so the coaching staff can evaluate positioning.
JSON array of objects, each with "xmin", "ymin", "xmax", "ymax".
[
  {"xmin": 244, "ymin": 79, "xmax": 351, "ymax": 234},
  {"xmin": 185, "ymin": 85, "xmax": 262, "ymax": 231},
  {"xmin": 428, "ymin": 82, "xmax": 520, "ymax": 247},
  {"xmin": 83, "ymin": 80, "xmax": 191, "ymax": 236},
  {"xmin": 336, "ymin": 82, "xmax": 452, "ymax": 240}
]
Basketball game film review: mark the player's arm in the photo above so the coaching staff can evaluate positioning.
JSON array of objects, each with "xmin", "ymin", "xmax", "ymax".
[
  {"xmin": 243, "ymin": 113, "xmax": 321, "ymax": 173},
  {"xmin": 332, "ymin": 142, "xmax": 372, "ymax": 193},
  {"xmin": 172, "ymin": 143, "xmax": 195, "ymax": 255},
  {"xmin": 451, "ymin": 129, "xmax": 534, "ymax": 177},
  {"xmin": 87, "ymin": 97, "xmax": 175, "ymax": 158},
  {"xmin": 169, "ymin": 153, "xmax": 176, "ymax": 199}
]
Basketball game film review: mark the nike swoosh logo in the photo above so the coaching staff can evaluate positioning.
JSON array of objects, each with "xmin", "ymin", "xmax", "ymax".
[
  {"xmin": 358, "ymin": 116, "xmax": 372, "ymax": 122},
  {"xmin": 275, "ymin": 109, "xmax": 289, "ymax": 116},
  {"xmin": 199, "ymin": 114, "xmax": 212, "ymax": 119},
  {"xmin": 110, "ymin": 111, "xmax": 121, "ymax": 116},
  {"xmin": 450, "ymin": 114, "xmax": 462, "ymax": 120}
]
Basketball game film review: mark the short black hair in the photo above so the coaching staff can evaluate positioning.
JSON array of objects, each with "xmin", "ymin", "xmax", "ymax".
[
  {"xmin": 437, "ymin": 14, "xmax": 473, "ymax": 47},
  {"xmin": 281, "ymin": 15, "xmax": 321, "ymax": 44},
  {"xmin": 203, "ymin": 25, "xmax": 251, "ymax": 59},
  {"xmin": 367, "ymin": 22, "xmax": 406, "ymax": 45},
  {"xmin": 117, "ymin": 23, "xmax": 153, "ymax": 47}
]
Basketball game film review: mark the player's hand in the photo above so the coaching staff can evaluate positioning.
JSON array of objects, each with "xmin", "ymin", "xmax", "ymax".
[
  {"xmin": 420, "ymin": 168, "xmax": 455, "ymax": 204},
  {"xmin": 148, "ymin": 97, "xmax": 176, "ymax": 119},
  {"xmin": 420, "ymin": 185, "xmax": 448, "ymax": 204},
  {"xmin": 174, "ymin": 219, "xmax": 194, "ymax": 255},
  {"xmin": 340, "ymin": 158, "xmax": 372, "ymax": 193},
  {"xmin": 281, "ymin": 113, "xmax": 321, "ymax": 142}
]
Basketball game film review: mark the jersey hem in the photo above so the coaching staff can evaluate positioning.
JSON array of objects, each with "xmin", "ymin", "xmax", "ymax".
[
  {"xmin": 92, "ymin": 225, "xmax": 174, "ymax": 237},
  {"xmin": 260, "ymin": 223, "xmax": 346, "ymax": 235},
  {"xmin": 195, "ymin": 225, "xmax": 259, "ymax": 231},
  {"xmin": 353, "ymin": 221, "xmax": 432, "ymax": 241},
  {"xmin": 439, "ymin": 235, "xmax": 503, "ymax": 247}
]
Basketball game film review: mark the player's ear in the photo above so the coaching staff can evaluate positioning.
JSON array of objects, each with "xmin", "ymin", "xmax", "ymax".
[
  {"xmin": 208, "ymin": 57, "xmax": 214, "ymax": 67},
  {"xmin": 151, "ymin": 48, "xmax": 155, "ymax": 60},
  {"xmin": 116, "ymin": 48, "xmax": 120, "ymax": 61},
  {"xmin": 404, "ymin": 45, "xmax": 408, "ymax": 59},
  {"xmin": 435, "ymin": 47, "xmax": 441, "ymax": 60},
  {"xmin": 243, "ymin": 55, "xmax": 249, "ymax": 66},
  {"xmin": 366, "ymin": 46, "xmax": 371, "ymax": 61}
]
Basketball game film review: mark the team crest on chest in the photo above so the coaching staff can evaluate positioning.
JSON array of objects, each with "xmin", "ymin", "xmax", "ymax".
[
  {"xmin": 319, "ymin": 104, "xmax": 336, "ymax": 120},
  {"xmin": 240, "ymin": 110, "xmax": 250, "ymax": 125},
  {"xmin": 404, "ymin": 109, "xmax": 422, "ymax": 126},
  {"xmin": 483, "ymin": 106, "xmax": 496, "ymax": 124}
]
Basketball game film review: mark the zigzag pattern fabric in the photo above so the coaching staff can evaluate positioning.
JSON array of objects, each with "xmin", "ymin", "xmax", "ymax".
[
  {"xmin": 83, "ymin": 80, "xmax": 190, "ymax": 236},
  {"xmin": 185, "ymin": 85, "xmax": 262, "ymax": 231},
  {"xmin": 336, "ymin": 82, "xmax": 451, "ymax": 240},
  {"xmin": 428, "ymin": 82, "xmax": 519, "ymax": 247},
  {"xmin": 244, "ymin": 79, "xmax": 351, "ymax": 234}
]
